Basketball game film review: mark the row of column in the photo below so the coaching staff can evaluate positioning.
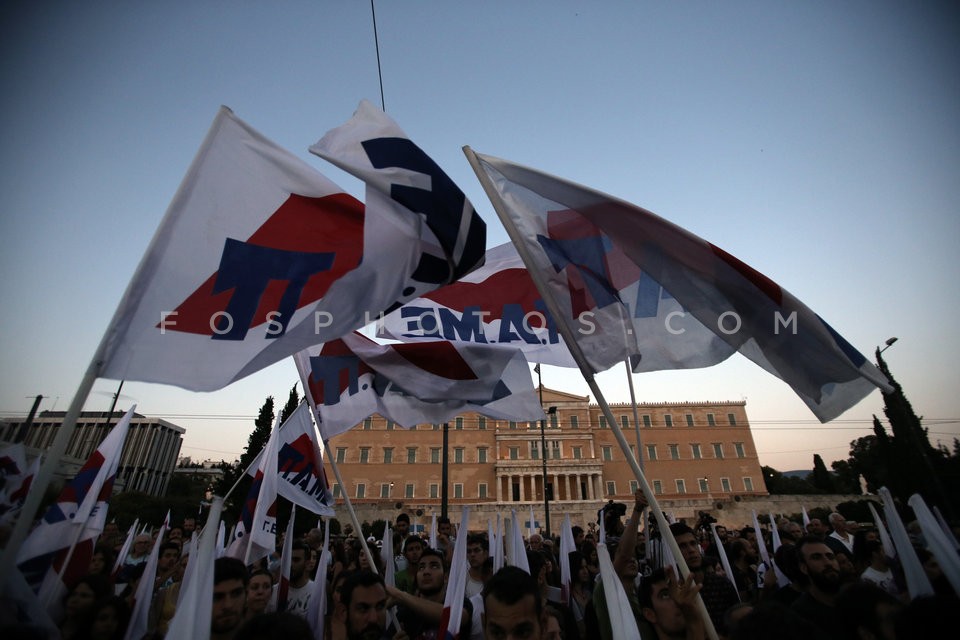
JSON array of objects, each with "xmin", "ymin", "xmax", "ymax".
[{"xmin": 496, "ymin": 472, "xmax": 603, "ymax": 503}]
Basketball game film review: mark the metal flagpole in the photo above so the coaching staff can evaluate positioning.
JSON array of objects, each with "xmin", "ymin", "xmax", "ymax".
[
  {"xmin": 623, "ymin": 359, "xmax": 645, "ymax": 472},
  {"xmin": 464, "ymin": 146, "xmax": 719, "ymax": 640}
]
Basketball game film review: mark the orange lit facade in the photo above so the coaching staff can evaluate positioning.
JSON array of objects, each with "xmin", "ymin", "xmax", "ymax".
[{"xmin": 326, "ymin": 388, "xmax": 768, "ymax": 531}]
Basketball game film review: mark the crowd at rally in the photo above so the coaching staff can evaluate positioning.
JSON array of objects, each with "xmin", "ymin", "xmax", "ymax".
[{"xmin": 8, "ymin": 490, "xmax": 960, "ymax": 640}]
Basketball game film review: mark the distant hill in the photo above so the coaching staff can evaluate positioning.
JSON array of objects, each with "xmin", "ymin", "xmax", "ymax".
[{"xmin": 783, "ymin": 469, "xmax": 811, "ymax": 478}]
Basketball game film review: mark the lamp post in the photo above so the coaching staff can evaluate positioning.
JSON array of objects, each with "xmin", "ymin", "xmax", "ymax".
[
  {"xmin": 535, "ymin": 364, "xmax": 553, "ymax": 538},
  {"xmin": 878, "ymin": 336, "xmax": 898, "ymax": 354}
]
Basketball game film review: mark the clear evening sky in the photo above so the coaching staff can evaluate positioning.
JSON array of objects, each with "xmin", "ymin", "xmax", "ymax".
[{"xmin": 1, "ymin": 2, "xmax": 957, "ymax": 473}]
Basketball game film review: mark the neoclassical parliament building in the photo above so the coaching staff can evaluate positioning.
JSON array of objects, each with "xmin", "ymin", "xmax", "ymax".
[{"xmin": 327, "ymin": 387, "xmax": 768, "ymax": 531}]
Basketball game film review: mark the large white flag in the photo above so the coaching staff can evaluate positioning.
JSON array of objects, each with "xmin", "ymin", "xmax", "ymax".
[
  {"xmin": 17, "ymin": 407, "xmax": 134, "ymax": 607},
  {"xmin": 296, "ymin": 332, "xmax": 543, "ymax": 439},
  {"xmin": 125, "ymin": 511, "xmax": 170, "ymax": 640},
  {"xmin": 468, "ymin": 150, "xmax": 892, "ymax": 421},
  {"xmin": 98, "ymin": 104, "xmax": 484, "ymax": 392},
  {"xmin": 438, "ymin": 507, "xmax": 470, "ymax": 640}
]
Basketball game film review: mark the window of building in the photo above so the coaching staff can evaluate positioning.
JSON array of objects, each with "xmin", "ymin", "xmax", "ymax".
[
  {"xmin": 570, "ymin": 415, "xmax": 579, "ymax": 429},
  {"xmin": 509, "ymin": 421, "xmax": 517, "ymax": 430},
  {"xmin": 478, "ymin": 448, "xmax": 487, "ymax": 463},
  {"xmin": 721, "ymin": 477, "xmax": 731, "ymax": 492},
  {"xmin": 528, "ymin": 421, "xmax": 537, "ymax": 430},
  {"xmin": 478, "ymin": 416, "xmax": 487, "ymax": 430},
  {"xmin": 405, "ymin": 483, "xmax": 415, "ymax": 498},
  {"xmin": 599, "ymin": 416, "xmax": 607, "ymax": 429},
  {"xmin": 550, "ymin": 413, "xmax": 559, "ymax": 428},
  {"xmin": 551, "ymin": 441, "xmax": 561, "ymax": 459},
  {"xmin": 573, "ymin": 446, "xmax": 582, "ymax": 459},
  {"xmin": 698, "ymin": 478, "xmax": 709, "ymax": 493},
  {"xmin": 455, "ymin": 417, "xmax": 463, "ymax": 430},
  {"xmin": 713, "ymin": 443, "xmax": 724, "ymax": 459},
  {"xmin": 336, "ymin": 448, "xmax": 346, "ymax": 464},
  {"xmin": 621, "ymin": 415, "xmax": 630, "ymax": 429},
  {"xmin": 691, "ymin": 444, "xmax": 701, "ymax": 460},
  {"xmin": 643, "ymin": 414, "xmax": 652, "ymax": 428},
  {"xmin": 431, "ymin": 448, "xmax": 440, "ymax": 464},
  {"xmin": 675, "ymin": 479, "xmax": 686, "ymax": 494},
  {"xmin": 454, "ymin": 483, "xmax": 464, "ymax": 498},
  {"xmin": 728, "ymin": 413, "xmax": 737, "ymax": 426},
  {"xmin": 454, "ymin": 447, "xmax": 464, "ymax": 464},
  {"xmin": 509, "ymin": 447, "xmax": 519, "ymax": 460},
  {"xmin": 606, "ymin": 481, "xmax": 616, "ymax": 496},
  {"xmin": 653, "ymin": 480, "xmax": 663, "ymax": 495},
  {"xmin": 383, "ymin": 447, "xmax": 393, "ymax": 464},
  {"xmin": 664, "ymin": 414, "xmax": 673, "ymax": 427},
  {"xmin": 602, "ymin": 446, "xmax": 613, "ymax": 461},
  {"xmin": 363, "ymin": 418, "xmax": 372, "ymax": 430},
  {"xmin": 686, "ymin": 414, "xmax": 694, "ymax": 427},
  {"xmin": 707, "ymin": 413, "xmax": 716, "ymax": 427},
  {"xmin": 743, "ymin": 477, "xmax": 754, "ymax": 492},
  {"xmin": 380, "ymin": 483, "xmax": 391, "ymax": 498},
  {"xmin": 669, "ymin": 444, "xmax": 679, "ymax": 460},
  {"xmin": 432, "ymin": 423, "xmax": 440, "ymax": 431},
  {"xmin": 430, "ymin": 484, "xmax": 439, "ymax": 498},
  {"xmin": 629, "ymin": 480, "xmax": 639, "ymax": 494},
  {"xmin": 386, "ymin": 420, "xmax": 394, "ymax": 430},
  {"xmin": 531, "ymin": 442, "xmax": 540, "ymax": 460},
  {"xmin": 478, "ymin": 483, "xmax": 488, "ymax": 499},
  {"xmin": 333, "ymin": 484, "xmax": 342, "ymax": 498},
  {"xmin": 734, "ymin": 442, "xmax": 745, "ymax": 458},
  {"xmin": 356, "ymin": 483, "xmax": 366, "ymax": 498},
  {"xmin": 646, "ymin": 445, "xmax": 657, "ymax": 461},
  {"xmin": 359, "ymin": 448, "xmax": 370, "ymax": 464},
  {"xmin": 407, "ymin": 447, "xmax": 417, "ymax": 464}
]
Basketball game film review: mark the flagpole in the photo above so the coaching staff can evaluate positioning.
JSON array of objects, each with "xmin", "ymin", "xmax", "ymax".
[
  {"xmin": 464, "ymin": 146, "xmax": 719, "ymax": 640},
  {"xmin": 0, "ymin": 351, "xmax": 102, "ymax": 577},
  {"xmin": 623, "ymin": 359, "xmax": 645, "ymax": 472}
]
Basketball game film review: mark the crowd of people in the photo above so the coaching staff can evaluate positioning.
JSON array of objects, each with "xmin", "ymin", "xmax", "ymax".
[{"xmin": 24, "ymin": 494, "xmax": 960, "ymax": 639}]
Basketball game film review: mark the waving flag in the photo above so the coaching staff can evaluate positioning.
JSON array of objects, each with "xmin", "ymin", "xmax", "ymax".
[
  {"xmin": 306, "ymin": 520, "xmax": 331, "ymax": 639},
  {"xmin": 310, "ymin": 99, "xmax": 485, "ymax": 304},
  {"xmin": 276, "ymin": 505, "xmax": 296, "ymax": 612},
  {"xmin": 0, "ymin": 444, "xmax": 37, "ymax": 526},
  {"xmin": 98, "ymin": 104, "xmax": 484, "ymax": 393},
  {"xmin": 438, "ymin": 507, "xmax": 470, "ymax": 640},
  {"xmin": 17, "ymin": 407, "xmax": 134, "ymax": 607},
  {"xmin": 467, "ymin": 150, "xmax": 892, "ymax": 421},
  {"xmin": 125, "ymin": 511, "xmax": 170, "ymax": 640},
  {"xmin": 226, "ymin": 413, "xmax": 282, "ymax": 565},
  {"xmin": 295, "ymin": 332, "xmax": 542, "ymax": 439},
  {"xmin": 243, "ymin": 402, "xmax": 334, "ymax": 516},
  {"xmin": 166, "ymin": 498, "xmax": 222, "ymax": 640},
  {"xmin": 559, "ymin": 515, "xmax": 576, "ymax": 605}
]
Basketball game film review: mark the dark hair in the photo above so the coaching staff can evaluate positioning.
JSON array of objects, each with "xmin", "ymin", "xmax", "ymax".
[
  {"xmin": 669, "ymin": 522, "xmax": 695, "ymax": 539},
  {"xmin": 438, "ymin": 516, "xmax": 451, "ymax": 525},
  {"xmin": 526, "ymin": 550, "xmax": 547, "ymax": 581},
  {"xmin": 794, "ymin": 535, "xmax": 830, "ymax": 563},
  {"xmin": 79, "ymin": 595, "xmax": 131, "ymax": 640},
  {"xmin": 418, "ymin": 547, "xmax": 445, "ymax": 568},
  {"xmin": 403, "ymin": 536, "xmax": 425, "ymax": 553},
  {"xmin": 69, "ymin": 573, "xmax": 113, "ymax": 603},
  {"xmin": 638, "ymin": 567, "xmax": 668, "ymax": 609},
  {"xmin": 235, "ymin": 611, "xmax": 313, "ymax": 640},
  {"xmin": 340, "ymin": 570, "xmax": 386, "ymax": 609},
  {"xmin": 214, "ymin": 557, "xmax": 249, "ymax": 586},
  {"xmin": 773, "ymin": 543, "xmax": 802, "ymax": 583},
  {"xmin": 482, "ymin": 566, "xmax": 542, "ymax": 618},
  {"xmin": 396, "ymin": 513, "xmax": 410, "ymax": 524},
  {"xmin": 159, "ymin": 541, "xmax": 180, "ymax": 557},
  {"xmin": 291, "ymin": 540, "xmax": 311, "ymax": 556},
  {"xmin": 467, "ymin": 533, "xmax": 488, "ymax": 551}
]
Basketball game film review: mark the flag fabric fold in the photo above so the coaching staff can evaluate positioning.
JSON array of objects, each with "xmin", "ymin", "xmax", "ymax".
[
  {"xmin": 226, "ymin": 414, "xmax": 282, "ymax": 565},
  {"xmin": 597, "ymin": 538, "xmax": 641, "ymax": 640},
  {"xmin": 166, "ymin": 497, "xmax": 223, "ymax": 639},
  {"xmin": 306, "ymin": 520, "xmax": 332, "ymax": 639},
  {"xmin": 438, "ymin": 507, "xmax": 470, "ymax": 640},
  {"xmin": 559, "ymin": 515, "xmax": 576, "ymax": 605},
  {"xmin": 125, "ymin": 511, "xmax": 170, "ymax": 640},
  {"xmin": 296, "ymin": 332, "xmax": 543, "ymax": 439},
  {"xmin": 879, "ymin": 487, "xmax": 933, "ymax": 598},
  {"xmin": 277, "ymin": 505, "xmax": 297, "ymax": 612},
  {"xmin": 17, "ymin": 406, "xmax": 135, "ymax": 608},
  {"xmin": 907, "ymin": 494, "xmax": 960, "ymax": 595},
  {"xmin": 468, "ymin": 150, "xmax": 891, "ymax": 421}
]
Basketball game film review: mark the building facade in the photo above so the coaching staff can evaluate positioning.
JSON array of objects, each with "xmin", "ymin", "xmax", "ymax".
[
  {"xmin": 326, "ymin": 388, "xmax": 768, "ymax": 531},
  {"xmin": 0, "ymin": 410, "xmax": 185, "ymax": 497}
]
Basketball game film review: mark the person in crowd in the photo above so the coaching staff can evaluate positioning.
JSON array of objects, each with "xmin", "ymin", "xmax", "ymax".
[
  {"xmin": 638, "ymin": 566, "xmax": 706, "ymax": 640},
  {"xmin": 856, "ymin": 539, "xmax": 901, "ymax": 599},
  {"xmin": 117, "ymin": 534, "xmax": 152, "ymax": 583},
  {"xmin": 245, "ymin": 568, "xmax": 274, "ymax": 619},
  {"xmin": 727, "ymin": 538, "xmax": 758, "ymax": 602},
  {"xmin": 60, "ymin": 574, "xmax": 113, "ymax": 640},
  {"xmin": 544, "ymin": 604, "xmax": 566, "ymax": 640},
  {"xmin": 182, "ymin": 517, "xmax": 196, "ymax": 536},
  {"xmin": 75, "ymin": 595, "xmax": 131, "ymax": 640},
  {"xmin": 825, "ymin": 513, "xmax": 854, "ymax": 555},
  {"xmin": 337, "ymin": 570, "xmax": 390, "ymax": 640},
  {"xmin": 579, "ymin": 540, "xmax": 600, "ymax": 584},
  {"xmin": 466, "ymin": 533, "xmax": 491, "ymax": 597},
  {"xmin": 282, "ymin": 540, "xmax": 315, "ymax": 616},
  {"xmin": 87, "ymin": 545, "xmax": 116, "ymax": 580},
  {"xmin": 395, "ymin": 535, "xmax": 425, "ymax": 594},
  {"xmin": 153, "ymin": 542, "xmax": 181, "ymax": 592},
  {"xmin": 805, "ymin": 518, "xmax": 827, "ymax": 539},
  {"xmin": 482, "ymin": 566, "xmax": 547, "ymax": 640},
  {"xmin": 211, "ymin": 557, "xmax": 248, "ymax": 640},
  {"xmin": 669, "ymin": 521, "xmax": 740, "ymax": 636},
  {"xmin": 395, "ymin": 513, "xmax": 411, "ymax": 542},
  {"xmin": 567, "ymin": 550, "xmax": 592, "ymax": 637},
  {"xmin": 789, "ymin": 536, "xmax": 842, "ymax": 639},
  {"xmin": 833, "ymin": 581, "xmax": 902, "ymax": 640}
]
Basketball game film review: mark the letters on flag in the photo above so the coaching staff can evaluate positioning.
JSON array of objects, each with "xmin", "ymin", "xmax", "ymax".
[
  {"xmin": 469, "ymin": 150, "xmax": 891, "ymax": 421},
  {"xmin": 17, "ymin": 407, "xmax": 134, "ymax": 606},
  {"xmin": 243, "ymin": 402, "xmax": 334, "ymax": 517},
  {"xmin": 99, "ymin": 102, "xmax": 484, "ymax": 392},
  {"xmin": 295, "ymin": 332, "xmax": 543, "ymax": 439}
]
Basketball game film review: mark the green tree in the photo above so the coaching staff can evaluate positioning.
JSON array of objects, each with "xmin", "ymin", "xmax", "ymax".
[
  {"xmin": 762, "ymin": 466, "xmax": 819, "ymax": 495},
  {"xmin": 810, "ymin": 454, "xmax": 836, "ymax": 493},
  {"xmin": 279, "ymin": 384, "xmax": 300, "ymax": 424},
  {"xmin": 216, "ymin": 396, "xmax": 275, "ymax": 521}
]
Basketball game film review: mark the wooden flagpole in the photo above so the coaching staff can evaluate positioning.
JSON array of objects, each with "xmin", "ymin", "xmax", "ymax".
[{"xmin": 464, "ymin": 146, "xmax": 719, "ymax": 640}]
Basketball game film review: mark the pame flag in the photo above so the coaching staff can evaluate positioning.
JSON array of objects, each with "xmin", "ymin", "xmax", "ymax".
[
  {"xmin": 98, "ymin": 104, "xmax": 484, "ymax": 392},
  {"xmin": 0, "ymin": 443, "xmax": 38, "ymax": 526},
  {"xmin": 295, "ymin": 333, "xmax": 543, "ymax": 439},
  {"xmin": 17, "ymin": 407, "xmax": 134, "ymax": 607},
  {"xmin": 469, "ymin": 150, "xmax": 891, "ymax": 421},
  {"xmin": 226, "ymin": 413, "xmax": 281, "ymax": 565},
  {"xmin": 244, "ymin": 402, "xmax": 334, "ymax": 517},
  {"xmin": 379, "ymin": 240, "xmax": 734, "ymax": 374}
]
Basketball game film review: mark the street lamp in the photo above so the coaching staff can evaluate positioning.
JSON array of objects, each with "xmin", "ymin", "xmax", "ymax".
[{"xmin": 878, "ymin": 336, "xmax": 898, "ymax": 354}]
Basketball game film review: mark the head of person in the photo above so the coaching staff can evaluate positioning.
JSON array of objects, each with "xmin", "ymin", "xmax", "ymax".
[
  {"xmin": 416, "ymin": 547, "xmax": 447, "ymax": 597},
  {"xmin": 131, "ymin": 534, "xmax": 152, "ymax": 557},
  {"xmin": 639, "ymin": 568, "xmax": 691, "ymax": 637},
  {"xmin": 84, "ymin": 595, "xmax": 131, "ymax": 640},
  {"xmin": 167, "ymin": 525, "xmax": 184, "ymax": 543},
  {"xmin": 212, "ymin": 557, "xmax": 248, "ymax": 637},
  {"xmin": 182, "ymin": 517, "xmax": 196, "ymax": 533},
  {"xmin": 544, "ymin": 605, "xmax": 564, "ymax": 640},
  {"xmin": 402, "ymin": 535, "xmax": 425, "ymax": 565},
  {"xmin": 669, "ymin": 522, "xmax": 702, "ymax": 571},
  {"xmin": 828, "ymin": 512, "xmax": 848, "ymax": 534},
  {"xmin": 246, "ymin": 569, "xmax": 274, "ymax": 616},
  {"xmin": 482, "ymin": 566, "xmax": 545, "ymax": 640},
  {"xmin": 339, "ymin": 570, "xmax": 388, "ymax": 640},
  {"xmin": 395, "ymin": 513, "xmax": 410, "ymax": 537},
  {"xmin": 467, "ymin": 533, "xmax": 489, "ymax": 569},
  {"xmin": 568, "ymin": 551, "xmax": 589, "ymax": 585},
  {"xmin": 806, "ymin": 518, "xmax": 826, "ymax": 537},
  {"xmin": 571, "ymin": 526, "xmax": 584, "ymax": 547},
  {"xmin": 65, "ymin": 573, "xmax": 113, "ymax": 618},
  {"xmin": 157, "ymin": 541, "xmax": 181, "ymax": 574},
  {"xmin": 528, "ymin": 533, "xmax": 543, "ymax": 550},
  {"xmin": 795, "ymin": 536, "xmax": 840, "ymax": 595},
  {"xmin": 437, "ymin": 516, "xmax": 453, "ymax": 537},
  {"xmin": 290, "ymin": 540, "xmax": 311, "ymax": 582},
  {"xmin": 780, "ymin": 521, "xmax": 804, "ymax": 544},
  {"xmin": 88, "ymin": 544, "xmax": 116, "ymax": 576},
  {"xmin": 835, "ymin": 581, "xmax": 902, "ymax": 640},
  {"xmin": 526, "ymin": 550, "xmax": 548, "ymax": 589}
]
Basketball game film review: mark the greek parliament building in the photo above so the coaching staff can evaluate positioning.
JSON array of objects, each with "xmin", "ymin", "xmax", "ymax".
[
  {"xmin": 327, "ymin": 388, "xmax": 768, "ymax": 531},
  {"xmin": 0, "ymin": 411, "xmax": 184, "ymax": 497}
]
